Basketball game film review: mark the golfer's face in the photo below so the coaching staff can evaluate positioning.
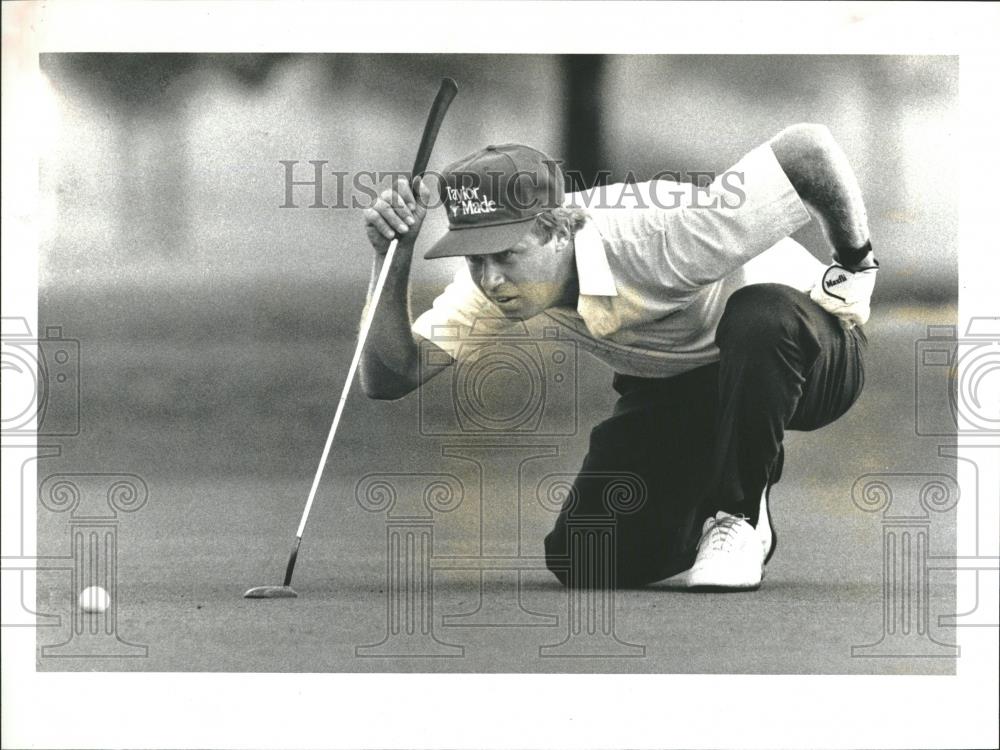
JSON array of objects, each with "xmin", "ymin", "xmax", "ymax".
[{"xmin": 466, "ymin": 231, "xmax": 567, "ymax": 319}]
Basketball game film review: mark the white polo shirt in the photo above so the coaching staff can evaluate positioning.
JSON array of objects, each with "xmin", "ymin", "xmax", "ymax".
[{"xmin": 412, "ymin": 145, "xmax": 820, "ymax": 378}]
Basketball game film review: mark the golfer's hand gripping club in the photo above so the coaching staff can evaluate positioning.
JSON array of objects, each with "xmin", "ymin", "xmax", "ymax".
[{"xmin": 365, "ymin": 177, "xmax": 430, "ymax": 257}]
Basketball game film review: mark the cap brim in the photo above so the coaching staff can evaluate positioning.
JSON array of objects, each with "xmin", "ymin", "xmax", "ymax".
[{"xmin": 423, "ymin": 218, "xmax": 536, "ymax": 260}]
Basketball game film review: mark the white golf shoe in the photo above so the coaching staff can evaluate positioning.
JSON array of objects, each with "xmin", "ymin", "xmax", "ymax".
[
  {"xmin": 661, "ymin": 488, "xmax": 774, "ymax": 591},
  {"xmin": 684, "ymin": 512, "xmax": 767, "ymax": 590}
]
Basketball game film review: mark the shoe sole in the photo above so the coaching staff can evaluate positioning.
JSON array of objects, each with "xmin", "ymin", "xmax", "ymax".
[
  {"xmin": 685, "ymin": 562, "xmax": 764, "ymax": 592},
  {"xmin": 687, "ymin": 582, "xmax": 761, "ymax": 593}
]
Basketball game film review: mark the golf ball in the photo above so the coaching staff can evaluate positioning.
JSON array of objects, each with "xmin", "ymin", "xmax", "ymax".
[{"xmin": 79, "ymin": 586, "xmax": 110, "ymax": 614}]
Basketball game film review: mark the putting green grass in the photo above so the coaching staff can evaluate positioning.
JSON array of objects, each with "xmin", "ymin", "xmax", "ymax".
[{"xmin": 33, "ymin": 299, "xmax": 959, "ymax": 673}]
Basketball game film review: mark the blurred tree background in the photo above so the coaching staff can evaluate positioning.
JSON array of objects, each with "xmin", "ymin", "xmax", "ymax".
[
  {"xmin": 36, "ymin": 54, "xmax": 958, "ymax": 477},
  {"xmin": 40, "ymin": 53, "xmax": 956, "ymax": 299}
]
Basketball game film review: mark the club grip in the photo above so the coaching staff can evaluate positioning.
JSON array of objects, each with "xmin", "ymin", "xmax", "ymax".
[{"xmin": 410, "ymin": 77, "xmax": 458, "ymax": 179}]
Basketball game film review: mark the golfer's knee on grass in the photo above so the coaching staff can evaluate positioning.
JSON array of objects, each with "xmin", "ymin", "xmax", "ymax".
[{"xmin": 544, "ymin": 526, "xmax": 640, "ymax": 588}]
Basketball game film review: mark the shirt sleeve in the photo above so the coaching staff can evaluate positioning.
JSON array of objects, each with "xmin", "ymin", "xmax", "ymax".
[
  {"xmin": 647, "ymin": 144, "xmax": 812, "ymax": 291},
  {"xmin": 411, "ymin": 265, "xmax": 519, "ymax": 360}
]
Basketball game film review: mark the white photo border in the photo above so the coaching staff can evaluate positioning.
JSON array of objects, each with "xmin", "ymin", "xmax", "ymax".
[{"xmin": 2, "ymin": 2, "xmax": 998, "ymax": 749}]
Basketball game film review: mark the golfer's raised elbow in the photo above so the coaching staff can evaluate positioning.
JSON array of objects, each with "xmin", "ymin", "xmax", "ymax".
[
  {"xmin": 770, "ymin": 123, "xmax": 837, "ymax": 166},
  {"xmin": 774, "ymin": 122, "xmax": 834, "ymax": 145},
  {"xmin": 794, "ymin": 122, "xmax": 833, "ymax": 140}
]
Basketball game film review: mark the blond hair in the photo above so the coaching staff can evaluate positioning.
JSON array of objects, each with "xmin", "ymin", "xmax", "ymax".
[{"xmin": 530, "ymin": 207, "xmax": 589, "ymax": 245}]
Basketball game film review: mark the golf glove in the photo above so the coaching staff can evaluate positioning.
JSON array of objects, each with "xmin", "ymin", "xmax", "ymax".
[{"xmin": 809, "ymin": 260, "xmax": 879, "ymax": 328}]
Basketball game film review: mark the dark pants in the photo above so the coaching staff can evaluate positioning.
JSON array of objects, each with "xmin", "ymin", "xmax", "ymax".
[{"xmin": 543, "ymin": 284, "xmax": 867, "ymax": 587}]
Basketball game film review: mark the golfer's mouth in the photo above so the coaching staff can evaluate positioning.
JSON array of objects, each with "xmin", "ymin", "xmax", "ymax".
[{"xmin": 491, "ymin": 294, "xmax": 520, "ymax": 307}]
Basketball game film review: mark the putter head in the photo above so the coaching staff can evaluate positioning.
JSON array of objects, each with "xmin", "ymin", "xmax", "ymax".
[{"xmin": 243, "ymin": 585, "xmax": 298, "ymax": 599}]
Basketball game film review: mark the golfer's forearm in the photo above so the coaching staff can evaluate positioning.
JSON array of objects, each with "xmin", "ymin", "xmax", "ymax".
[
  {"xmin": 769, "ymin": 124, "xmax": 873, "ymax": 268},
  {"xmin": 359, "ymin": 252, "xmax": 421, "ymax": 400}
]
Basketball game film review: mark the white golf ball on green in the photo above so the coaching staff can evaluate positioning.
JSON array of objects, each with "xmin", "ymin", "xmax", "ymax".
[{"xmin": 79, "ymin": 586, "xmax": 110, "ymax": 613}]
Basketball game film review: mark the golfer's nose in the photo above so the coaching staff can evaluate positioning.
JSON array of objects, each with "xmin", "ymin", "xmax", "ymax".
[{"xmin": 479, "ymin": 260, "xmax": 506, "ymax": 293}]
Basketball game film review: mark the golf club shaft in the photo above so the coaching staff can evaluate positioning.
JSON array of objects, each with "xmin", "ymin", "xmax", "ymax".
[
  {"xmin": 293, "ymin": 236, "xmax": 399, "ymax": 540},
  {"xmin": 284, "ymin": 78, "xmax": 458, "ymax": 570}
]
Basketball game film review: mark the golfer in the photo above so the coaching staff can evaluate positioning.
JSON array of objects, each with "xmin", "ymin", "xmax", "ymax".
[{"xmin": 360, "ymin": 124, "xmax": 878, "ymax": 590}]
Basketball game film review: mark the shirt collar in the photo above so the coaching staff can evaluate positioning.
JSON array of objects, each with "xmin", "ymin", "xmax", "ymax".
[{"xmin": 573, "ymin": 218, "xmax": 618, "ymax": 297}]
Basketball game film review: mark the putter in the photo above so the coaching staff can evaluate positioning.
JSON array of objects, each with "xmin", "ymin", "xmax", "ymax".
[{"xmin": 245, "ymin": 77, "xmax": 458, "ymax": 599}]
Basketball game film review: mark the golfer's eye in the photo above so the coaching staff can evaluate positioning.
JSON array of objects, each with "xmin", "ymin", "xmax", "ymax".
[{"xmin": 498, "ymin": 249, "xmax": 515, "ymax": 262}]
